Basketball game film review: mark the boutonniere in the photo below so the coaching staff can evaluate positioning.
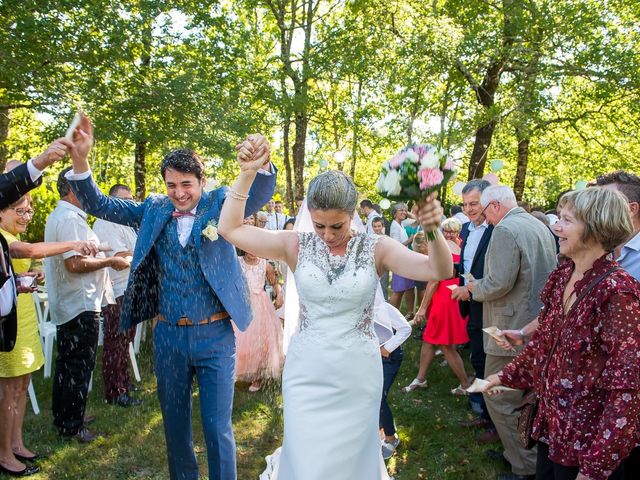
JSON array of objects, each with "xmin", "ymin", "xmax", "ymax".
[{"xmin": 202, "ymin": 219, "xmax": 219, "ymax": 241}]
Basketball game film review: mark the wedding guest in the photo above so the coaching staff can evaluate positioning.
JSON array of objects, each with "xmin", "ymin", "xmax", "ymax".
[
  {"xmin": 45, "ymin": 168, "xmax": 128, "ymax": 443},
  {"xmin": 409, "ymin": 232, "xmax": 428, "ymax": 315},
  {"xmin": 450, "ymin": 180, "xmax": 496, "ymax": 441},
  {"xmin": 389, "ymin": 203, "xmax": 415, "ymax": 315},
  {"xmin": 265, "ymin": 198, "xmax": 287, "ymax": 230},
  {"xmin": 485, "ymin": 187, "xmax": 640, "ymax": 480},
  {"xmin": 256, "ymin": 211, "xmax": 268, "ymax": 228},
  {"xmin": 372, "ymin": 217, "xmax": 390, "ymax": 300},
  {"xmin": 284, "ymin": 217, "xmax": 296, "ymax": 230},
  {"xmin": 92, "ymin": 184, "xmax": 141, "ymax": 407},
  {"xmin": 0, "ymin": 189, "xmax": 97, "ymax": 476},
  {"xmin": 468, "ymin": 185, "xmax": 557, "ymax": 480},
  {"xmin": 360, "ymin": 199, "xmax": 378, "ymax": 234},
  {"xmin": 403, "ymin": 227, "xmax": 471, "ymax": 394},
  {"xmin": 378, "ymin": 305, "xmax": 412, "ymax": 460},
  {"xmin": 234, "ymin": 251, "xmax": 284, "ymax": 392}
]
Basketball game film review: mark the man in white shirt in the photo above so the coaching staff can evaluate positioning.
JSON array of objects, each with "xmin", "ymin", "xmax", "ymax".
[
  {"xmin": 264, "ymin": 198, "xmax": 287, "ymax": 230},
  {"xmin": 45, "ymin": 168, "xmax": 130, "ymax": 443},
  {"xmin": 360, "ymin": 199, "xmax": 379, "ymax": 234},
  {"xmin": 92, "ymin": 184, "xmax": 141, "ymax": 408}
]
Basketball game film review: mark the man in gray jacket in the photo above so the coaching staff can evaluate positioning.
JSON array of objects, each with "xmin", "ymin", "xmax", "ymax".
[{"xmin": 467, "ymin": 185, "xmax": 557, "ymax": 480}]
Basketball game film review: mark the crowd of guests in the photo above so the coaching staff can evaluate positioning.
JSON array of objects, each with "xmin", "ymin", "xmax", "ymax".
[{"xmin": 0, "ymin": 134, "xmax": 638, "ymax": 480}]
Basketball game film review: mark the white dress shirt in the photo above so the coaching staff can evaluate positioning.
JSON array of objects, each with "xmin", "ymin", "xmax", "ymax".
[
  {"xmin": 93, "ymin": 219, "xmax": 138, "ymax": 297},
  {"xmin": 462, "ymin": 221, "xmax": 488, "ymax": 283},
  {"xmin": 44, "ymin": 200, "xmax": 115, "ymax": 325}
]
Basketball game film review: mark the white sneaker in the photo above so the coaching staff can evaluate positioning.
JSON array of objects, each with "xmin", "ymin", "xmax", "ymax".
[
  {"xmin": 381, "ymin": 436, "xmax": 400, "ymax": 460},
  {"xmin": 401, "ymin": 378, "xmax": 428, "ymax": 393}
]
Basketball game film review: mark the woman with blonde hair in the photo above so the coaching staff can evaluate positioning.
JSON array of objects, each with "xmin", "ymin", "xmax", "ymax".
[{"xmin": 486, "ymin": 187, "xmax": 640, "ymax": 480}]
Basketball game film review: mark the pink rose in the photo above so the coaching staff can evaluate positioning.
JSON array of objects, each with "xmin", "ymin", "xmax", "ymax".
[
  {"xmin": 444, "ymin": 158, "xmax": 454, "ymax": 170},
  {"xmin": 419, "ymin": 168, "xmax": 444, "ymax": 190},
  {"xmin": 389, "ymin": 153, "xmax": 404, "ymax": 169}
]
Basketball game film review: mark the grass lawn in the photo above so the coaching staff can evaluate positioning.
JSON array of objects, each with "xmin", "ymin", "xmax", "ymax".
[{"xmin": 23, "ymin": 326, "xmax": 505, "ymax": 479}]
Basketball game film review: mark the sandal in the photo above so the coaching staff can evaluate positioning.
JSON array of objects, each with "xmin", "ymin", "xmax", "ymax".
[
  {"xmin": 450, "ymin": 385, "xmax": 469, "ymax": 396},
  {"xmin": 402, "ymin": 378, "xmax": 428, "ymax": 393}
]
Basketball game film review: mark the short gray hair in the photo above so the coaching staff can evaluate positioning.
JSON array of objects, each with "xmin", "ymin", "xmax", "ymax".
[
  {"xmin": 462, "ymin": 179, "xmax": 490, "ymax": 195},
  {"xmin": 391, "ymin": 203, "xmax": 408, "ymax": 219},
  {"xmin": 307, "ymin": 170, "xmax": 358, "ymax": 214},
  {"xmin": 480, "ymin": 185, "xmax": 517, "ymax": 208}
]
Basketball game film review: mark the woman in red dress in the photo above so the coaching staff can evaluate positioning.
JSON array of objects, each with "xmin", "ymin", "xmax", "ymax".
[{"xmin": 403, "ymin": 219, "xmax": 472, "ymax": 393}]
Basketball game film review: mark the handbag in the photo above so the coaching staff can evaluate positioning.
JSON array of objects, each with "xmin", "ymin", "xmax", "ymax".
[{"xmin": 516, "ymin": 266, "xmax": 621, "ymax": 449}]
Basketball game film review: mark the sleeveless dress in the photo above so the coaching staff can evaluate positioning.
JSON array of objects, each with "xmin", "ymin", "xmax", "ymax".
[
  {"xmin": 422, "ymin": 252, "xmax": 469, "ymax": 345},
  {"xmin": 260, "ymin": 232, "xmax": 389, "ymax": 480},
  {"xmin": 0, "ymin": 229, "xmax": 44, "ymax": 377},
  {"xmin": 234, "ymin": 257, "xmax": 284, "ymax": 381}
]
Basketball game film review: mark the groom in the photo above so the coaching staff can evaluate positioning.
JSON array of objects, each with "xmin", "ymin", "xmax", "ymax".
[{"xmin": 65, "ymin": 116, "xmax": 275, "ymax": 480}]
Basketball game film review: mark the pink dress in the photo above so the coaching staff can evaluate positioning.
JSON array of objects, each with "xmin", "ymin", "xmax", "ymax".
[{"xmin": 235, "ymin": 257, "xmax": 284, "ymax": 382}]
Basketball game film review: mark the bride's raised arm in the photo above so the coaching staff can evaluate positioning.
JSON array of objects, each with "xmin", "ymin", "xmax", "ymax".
[
  {"xmin": 218, "ymin": 136, "xmax": 298, "ymax": 267},
  {"xmin": 376, "ymin": 194, "xmax": 454, "ymax": 282}
]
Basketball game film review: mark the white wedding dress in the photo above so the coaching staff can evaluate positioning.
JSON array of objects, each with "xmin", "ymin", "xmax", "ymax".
[{"xmin": 260, "ymin": 232, "xmax": 390, "ymax": 480}]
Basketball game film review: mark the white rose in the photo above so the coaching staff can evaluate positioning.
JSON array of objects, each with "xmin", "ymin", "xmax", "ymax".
[
  {"xmin": 383, "ymin": 169, "xmax": 402, "ymax": 196},
  {"xmin": 376, "ymin": 172, "xmax": 386, "ymax": 192},
  {"xmin": 420, "ymin": 150, "xmax": 439, "ymax": 169},
  {"xmin": 405, "ymin": 150, "xmax": 419, "ymax": 163},
  {"xmin": 202, "ymin": 224, "xmax": 219, "ymax": 241}
]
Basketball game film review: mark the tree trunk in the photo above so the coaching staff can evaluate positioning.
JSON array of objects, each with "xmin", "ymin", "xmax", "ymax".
[
  {"xmin": 513, "ymin": 129, "xmax": 529, "ymax": 201},
  {"xmin": 282, "ymin": 118, "xmax": 294, "ymax": 211},
  {"xmin": 134, "ymin": 139, "xmax": 147, "ymax": 200},
  {"xmin": 349, "ymin": 79, "xmax": 362, "ymax": 180},
  {"xmin": 468, "ymin": 119, "xmax": 497, "ymax": 179},
  {"xmin": 0, "ymin": 108, "xmax": 10, "ymax": 171},
  {"xmin": 292, "ymin": 108, "xmax": 307, "ymax": 199}
]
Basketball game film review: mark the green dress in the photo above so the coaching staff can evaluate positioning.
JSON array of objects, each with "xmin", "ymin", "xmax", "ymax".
[{"xmin": 0, "ymin": 229, "xmax": 45, "ymax": 377}]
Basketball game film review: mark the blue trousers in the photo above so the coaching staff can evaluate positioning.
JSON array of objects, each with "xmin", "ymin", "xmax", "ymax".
[
  {"xmin": 153, "ymin": 320, "xmax": 236, "ymax": 480},
  {"xmin": 380, "ymin": 347, "xmax": 403, "ymax": 436}
]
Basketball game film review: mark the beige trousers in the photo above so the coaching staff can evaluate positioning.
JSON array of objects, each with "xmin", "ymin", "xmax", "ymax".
[{"xmin": 483, "ymin": 354, "xmax": 537, "ymax": 476}]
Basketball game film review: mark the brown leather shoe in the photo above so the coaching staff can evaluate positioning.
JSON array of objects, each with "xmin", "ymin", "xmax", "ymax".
[
  {"xmin": 458, "ymin": 416, "xmax": 491, "ymax": 428},
  {"xmin": 478, "ymin": 427, "xmax": 500, "ymax": 444}
]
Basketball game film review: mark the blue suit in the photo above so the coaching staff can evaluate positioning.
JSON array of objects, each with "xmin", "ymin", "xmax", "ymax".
[{"xmin": 69, "ymin": 172, "xmax": 276, "ymax": 480}]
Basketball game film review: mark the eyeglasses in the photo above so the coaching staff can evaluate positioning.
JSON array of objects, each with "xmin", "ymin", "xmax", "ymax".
[
  {"xmin": 10, "ymin": 207, "xmax": 34, "ymax": 218},
  {"xmin": 480, "ymin": 201, "xmax": 497, "ymax": 218}
]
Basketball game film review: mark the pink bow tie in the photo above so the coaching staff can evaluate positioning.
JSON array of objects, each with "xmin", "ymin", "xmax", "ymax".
[{"xmin": 172, "ymin": 211, "xmax": 195, "ymax": 218}]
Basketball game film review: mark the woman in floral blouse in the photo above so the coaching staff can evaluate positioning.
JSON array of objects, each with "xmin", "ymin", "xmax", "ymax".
[{"xmin": 485, "ymin": 187, "xmax": 640, "ymax": 480}]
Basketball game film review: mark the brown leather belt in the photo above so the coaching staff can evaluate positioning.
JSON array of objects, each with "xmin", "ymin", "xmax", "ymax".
[{"xmin": 156, "ymin": 312, "xmax": 229, "ymax": 327}]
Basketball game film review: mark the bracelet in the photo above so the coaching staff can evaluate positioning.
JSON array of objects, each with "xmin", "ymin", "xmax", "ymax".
[{"xmin": 225, "ymin": 189, "xmax": 250, "ymax": 201}]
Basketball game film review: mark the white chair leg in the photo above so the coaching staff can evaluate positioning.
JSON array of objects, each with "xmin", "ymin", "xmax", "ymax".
[
  {"xmin": 133, "ymin": 323, "xmax": 142, "ymax": 354},
  {"xmin": 28, "ymin": 380, "xmax": 40, "ymax": 415},
  {"xmin": 88, "ymin": 372, "xmax": 93, "ymax": 393},
  {"xmin": 44, "ymin": 334, "xmax": 54, "ymax": 379},
  {"xmin": 129, "ymin": 342, "xmax": 141, "ymax": 382}
]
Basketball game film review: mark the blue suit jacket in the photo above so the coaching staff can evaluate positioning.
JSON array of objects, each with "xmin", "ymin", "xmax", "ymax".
[
  {"xmin": 69, "ymin": 172, "xmax": 276, "ymax": 332},
  {"xmin": 458, "ymin": 221, "xmax": 494, "ymax": 327}
]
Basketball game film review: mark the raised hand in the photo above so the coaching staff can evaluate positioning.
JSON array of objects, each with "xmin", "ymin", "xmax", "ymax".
[
  {"xmin": 69, "ymin": 113, "xmax": 94, "ymax": 164},
  {"xmin": 236, "ymin": 134, "xmax": 271, "ymax": 172},
  {"xmin": 417, "ymin": 192, "xmax": 444, "ymax": 235},
  {"xmin": 32, "ymin": 138, "xmax": 74, "ymax": 170}
]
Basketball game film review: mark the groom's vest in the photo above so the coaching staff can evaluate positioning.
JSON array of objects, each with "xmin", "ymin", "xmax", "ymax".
[{"xmin": 155, "ymin": 219, "xmax": 224, "ymax": 324}]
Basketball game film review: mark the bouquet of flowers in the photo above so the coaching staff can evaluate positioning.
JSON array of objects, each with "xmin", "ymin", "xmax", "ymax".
[{"xmin": 377, "ymin": 143, "xmax": 455, "ymax": 240}]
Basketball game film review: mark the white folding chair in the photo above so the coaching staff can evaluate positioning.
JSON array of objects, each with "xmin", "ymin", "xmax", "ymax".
[
  {"xmin": 32, "ymin": 290, "xmax": 56, "ymax": 378},
  {"xmin": 28, "ymin": 380, "xmax": 40, "ymax": 415}
]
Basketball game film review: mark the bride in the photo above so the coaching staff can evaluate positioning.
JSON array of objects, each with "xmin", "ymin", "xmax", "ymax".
[{"xmin": 219, "ymin": 139, "xmax": 453, "ymax": 480}]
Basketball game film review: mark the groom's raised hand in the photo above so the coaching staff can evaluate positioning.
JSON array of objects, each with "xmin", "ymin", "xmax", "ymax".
[
  {"xmin": 68, "ymin": 113, "xmax": 94, "ymax": 173},
  {"xmin": 236, "ymin": 134, "xmax": 271, "ymax": 173}
]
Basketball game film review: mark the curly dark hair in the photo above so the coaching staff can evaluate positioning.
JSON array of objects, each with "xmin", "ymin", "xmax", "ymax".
[{"xmin": 160, "ymin": 149, "xmax": 206, "ymax": 180}]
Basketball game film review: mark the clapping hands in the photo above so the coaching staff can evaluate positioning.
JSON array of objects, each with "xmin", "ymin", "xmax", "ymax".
[{"xmin": 236, "ymin": 134, "xmax": 271, "ymax": 172}]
